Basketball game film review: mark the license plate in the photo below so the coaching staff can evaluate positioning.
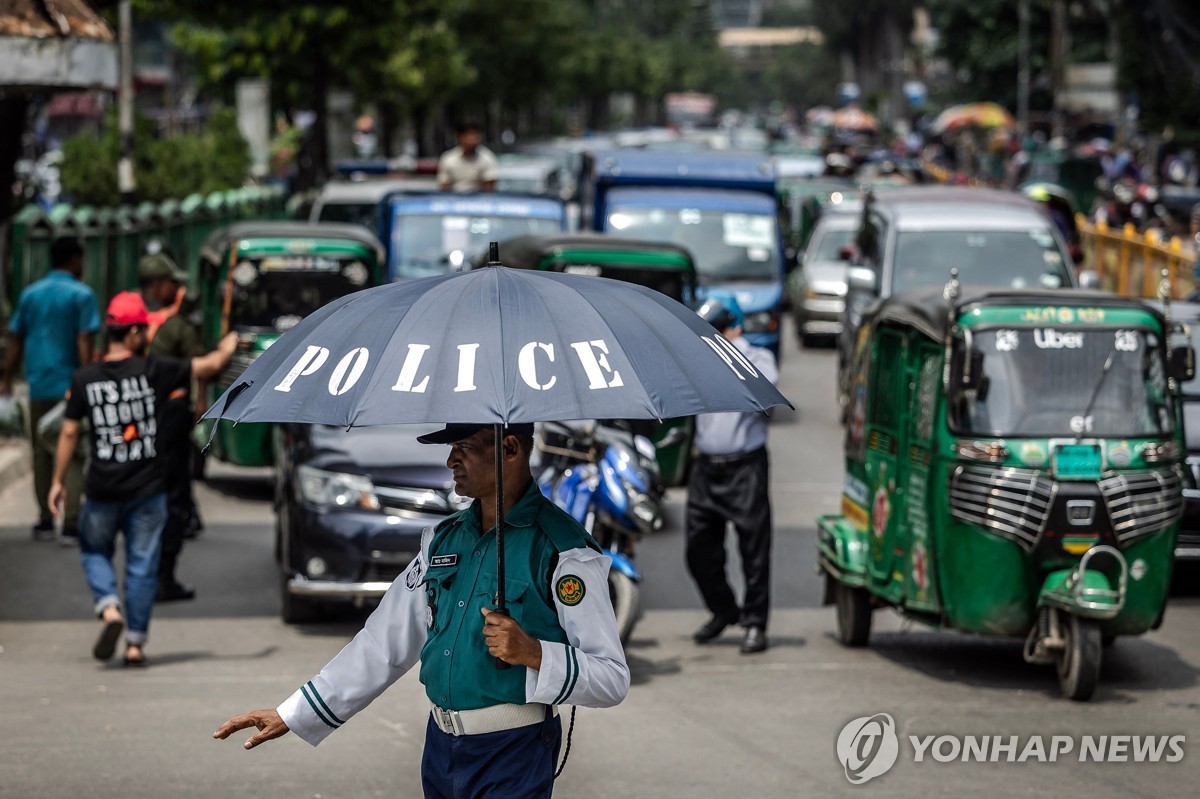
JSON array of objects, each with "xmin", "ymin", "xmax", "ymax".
[{"xmin": 1054, "ymin": 443, "xmax": 1103, "ymax": 480}]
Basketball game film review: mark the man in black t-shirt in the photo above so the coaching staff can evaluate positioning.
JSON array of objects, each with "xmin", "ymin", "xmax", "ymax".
[{"xmin": 49, "ymin": 292, "xmax": 236, "ymax": 666}]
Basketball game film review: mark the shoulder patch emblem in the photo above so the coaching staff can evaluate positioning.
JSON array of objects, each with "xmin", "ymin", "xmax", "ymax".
[
  {"xmin": 556, "ymin": 574, "xmax": 586, "ymax": 606},
  {"xmin": 405, "ymin": 554, "xmax": 423, "ymax": 590}
]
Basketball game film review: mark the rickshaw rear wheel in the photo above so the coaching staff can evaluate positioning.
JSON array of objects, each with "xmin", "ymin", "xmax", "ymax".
[
  {"xmin": 1057, "ymin": 613, "xmax": 1101, "ymax": 701},
  {"xmin": 834, "ymin": 580, "xmax": 872, "ymax": 647}
]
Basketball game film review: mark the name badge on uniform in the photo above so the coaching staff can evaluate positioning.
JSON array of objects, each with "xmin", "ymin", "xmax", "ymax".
[{"xmin": 430, "ymin": 554, "xmax": 458, "ymax": 568}]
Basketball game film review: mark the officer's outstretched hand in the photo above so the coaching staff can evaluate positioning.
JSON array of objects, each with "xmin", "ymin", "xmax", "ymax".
[
  {"xmin": 212, "ymin": 709, "xmax": 290, "ymax": 750},
  {"xmin": 481, "ymin": 607, "xmax": 543, "ymax": 669}
]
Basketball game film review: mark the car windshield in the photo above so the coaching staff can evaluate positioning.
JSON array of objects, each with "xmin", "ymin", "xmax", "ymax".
[
  {"xmin": 955, "ymin": 326, "xmax": 1174, "ymax": 437},
  {"xmin": 891, "ymin": 229, "xmax": 1069, "ymax": 293},
  {"xmin": 607, "ymin": 207, "xmax": 778, "ymax": 282},
  {"xmin": 317, "ymin": 202, "xmax": 376, "ymax": 228},
  {"xmin": 229, "ymin": 256, "xmax": 371, "ymax": 332},
  {"xmin": 809, "ymin": 227, "xmax": 857, "ymax": 262},
  {"xmin": 391, "ymin": 214, "xmax": 561, "ymax": 279}
]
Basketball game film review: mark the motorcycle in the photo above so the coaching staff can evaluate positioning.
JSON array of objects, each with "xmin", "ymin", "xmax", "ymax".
[{"xmin": 535, "ymin": 420, "xmax": 684, "ymax": 644}]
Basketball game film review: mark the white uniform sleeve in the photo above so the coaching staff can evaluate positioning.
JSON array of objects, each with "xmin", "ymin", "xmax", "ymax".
[
  {"xmin": 525, "ymin": 547, "xmax": 630, "ymax": 708},
  {"xmin": 277, "ymin": 528, "xmax": 434, "ymax": 746}
]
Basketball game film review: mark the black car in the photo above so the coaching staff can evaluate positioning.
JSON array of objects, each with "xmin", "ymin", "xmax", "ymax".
[{"xmin": 274, "ymin": 423, "xmax": 468, "ymax": 623}]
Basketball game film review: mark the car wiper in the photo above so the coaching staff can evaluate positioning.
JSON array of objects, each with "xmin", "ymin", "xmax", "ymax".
[{"xmin": 1077, "ymin": 345, "xmax": 1117, "ymax": 441}]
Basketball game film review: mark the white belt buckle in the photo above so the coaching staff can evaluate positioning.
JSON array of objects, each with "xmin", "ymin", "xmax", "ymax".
[{"xmin": 437, "ymin": 706, "xmax": 464, "ymax": 736}]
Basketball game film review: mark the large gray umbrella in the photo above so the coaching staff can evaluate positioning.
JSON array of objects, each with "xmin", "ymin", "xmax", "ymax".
[{"xmin": 203, "ymin": 248, "xmax": 790, "ymax": 623}]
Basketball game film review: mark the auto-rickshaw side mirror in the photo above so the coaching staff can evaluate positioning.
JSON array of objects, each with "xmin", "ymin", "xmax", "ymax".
[
  {"xmin": 846, "ymin": 266, "xmax": 877, "ymax": 295},
  {"xmin": 1169, "ymin": 341, "xmax": 1196, "ymax": 384},
  {"xmin": 656, "ymin": 426, "xmax": 689, "ymax": 449},
  {"xmin": 1077, "ymin": 269, "xmax": 1100, "ymax": 289}
]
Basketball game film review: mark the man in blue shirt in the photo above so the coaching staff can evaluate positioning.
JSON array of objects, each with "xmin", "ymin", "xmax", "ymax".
[{"xmin": 1, "ymin": 238, "xmax": 100, "ymax": 541}]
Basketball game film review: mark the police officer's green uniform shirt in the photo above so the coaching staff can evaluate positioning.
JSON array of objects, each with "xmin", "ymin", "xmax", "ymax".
[{"xmin": 277, "ymin": 481, "xmax": 630, "ymax": 745}]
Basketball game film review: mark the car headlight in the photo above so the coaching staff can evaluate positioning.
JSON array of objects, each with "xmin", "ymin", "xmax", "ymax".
[
  {"xmin": 296, "ymin": 465, "xmax": 380, "ymax": 511},
  {"xmin": 743, "ymin": 311, "xmax": 778, "ymax": 333}
]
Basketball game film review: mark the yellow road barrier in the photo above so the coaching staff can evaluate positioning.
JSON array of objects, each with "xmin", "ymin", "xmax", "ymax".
[{"xmin": 1077, "ymin": 214, "xmax": 1195, "ymax": 299}]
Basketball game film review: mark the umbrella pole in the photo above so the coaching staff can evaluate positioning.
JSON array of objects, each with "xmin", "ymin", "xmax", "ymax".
[{"xmin": 493, "ymin": 422, "xmax": 511, "ymax": 670}]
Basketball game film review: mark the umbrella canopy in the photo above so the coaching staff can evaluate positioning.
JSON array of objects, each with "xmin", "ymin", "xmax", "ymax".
[
  {"xmin": 203, "ymin": 260, "xmax": 790, "ymax": 616},
  {"xmin": 203, "ymin": 263, "xmax": 790, "ymax": 428},
  {"xmin": 831, "ymin": 107, "xmax": 877, "ymax": 132},
  {"xmin": 930, "ymin": 102, "xmax": 1015, "ymax": 136}
]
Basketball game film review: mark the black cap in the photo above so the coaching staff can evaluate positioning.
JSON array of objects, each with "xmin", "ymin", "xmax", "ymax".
[{"xmin": 417, "ymin": 422, "xmax": 535, "ymax": 445}]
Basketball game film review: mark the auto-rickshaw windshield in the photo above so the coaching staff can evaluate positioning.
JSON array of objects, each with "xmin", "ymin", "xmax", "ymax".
[
  {"xmin": 606, "ymin": 207, "xmax": 778, "ymax": 282},
  {"xmin": 392, "ymin": 214, "xmax": 562, "ymax": 279},
  {"xmin": 953, "ymin": 326, "xmax": 1175, "ymax": 437},
  {"xmin": 229, "ymin": 257, "xmax": 370, "ymax": 332}
]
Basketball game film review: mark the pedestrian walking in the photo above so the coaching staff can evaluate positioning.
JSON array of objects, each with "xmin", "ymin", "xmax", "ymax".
[
  {"xmin": 1, "ymin": 238, "xmax": 99, "ymax": 543},
  {"xmin": 214, "ymin": 423, "xmax": 629, "ymax": 797},
  {"xmin": 437, "ymin": 120, "xmax": 498, "ymax": 193},
  {"xmin": 686, "ymin": 294, "xmax": 778, "ymax": 655},
  {"xmin": 49, "ymin": 292, "xmax": 236, "ymax": 666},
  {"xmin": 138, "ymin": 252, "xmax": 203, "ymax": 602}
]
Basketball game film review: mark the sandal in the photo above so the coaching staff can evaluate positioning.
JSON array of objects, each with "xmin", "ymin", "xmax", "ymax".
[
  {"xmin": 123, "ymin": 653, "xmax": 148, "ymax": 668},
  {"xmin": 93, "ymin": 618, "xmax": 124, "ymax": 661}
]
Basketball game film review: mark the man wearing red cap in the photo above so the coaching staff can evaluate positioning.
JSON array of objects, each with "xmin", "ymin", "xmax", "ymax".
[{"xmin": 48, "ymin": 292, "xmax": 237, "ymax": 666}]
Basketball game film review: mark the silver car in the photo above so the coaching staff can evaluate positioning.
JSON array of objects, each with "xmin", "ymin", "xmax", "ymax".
[{"xmin": 787, "ymin": 209, "xmax": 860, "ymax": 347}]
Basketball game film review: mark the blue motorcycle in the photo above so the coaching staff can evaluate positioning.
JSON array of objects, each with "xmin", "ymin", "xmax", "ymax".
[{"xmin": 536, "ymin": 421, "xmax": 678, "ymax": 643}]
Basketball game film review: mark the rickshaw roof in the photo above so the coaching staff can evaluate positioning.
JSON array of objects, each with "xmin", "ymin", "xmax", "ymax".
[
  {"xmin": 200, "ymin": 222, "xmax": 385, "ymax": 264},
  {"xmin": 496, "ymin": 233, "xmax": 697, "ymax": 272},
  {"xmin": 869, "ymin": 287, "xmax": 1167, "ymax": 342}
]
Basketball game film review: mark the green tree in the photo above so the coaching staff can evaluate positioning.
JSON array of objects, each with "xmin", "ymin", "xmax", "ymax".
[{"xmin": 60, "ymin": 109, "xmax": 248, "ymax": 205}]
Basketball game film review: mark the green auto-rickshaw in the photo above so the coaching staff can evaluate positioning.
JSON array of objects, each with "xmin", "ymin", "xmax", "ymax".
[
  {"xmin": 196, "ymin": 222, "xmax": 384, "ymax": 468},
  {"xmin": 819, "ymin": 280, "xmax": 1193, "ymax": 700},
  {"xmin": 494, "ymin": 232, "xmax": 698, "ymax": 486}
]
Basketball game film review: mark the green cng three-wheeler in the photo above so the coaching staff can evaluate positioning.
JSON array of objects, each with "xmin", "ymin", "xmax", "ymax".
[
  {"xmin": 818, "ymin": 282, "xmax": 1194, "ymax": 700},
  {"xmin": 195, "ymin": 222, "xmax": 384, "ymax": 468},
  {"xmin": 494, "ymin": 232, "xmax": 699, "ymax": 486}
]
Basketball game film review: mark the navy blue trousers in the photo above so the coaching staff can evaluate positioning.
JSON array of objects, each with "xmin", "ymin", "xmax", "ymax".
[{"xmin": 421, "ymin": 710, "xmax": 562, "ymax": 799}]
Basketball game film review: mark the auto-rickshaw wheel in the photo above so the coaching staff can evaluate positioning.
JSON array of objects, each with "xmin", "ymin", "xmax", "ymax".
[
  {"xmin": 834, "ymin": 579, "xmax": 872, "ymax": 647},
  {"xmin": 1056, "ymin": 613, "xmax": 1101, "ymax": 701}
]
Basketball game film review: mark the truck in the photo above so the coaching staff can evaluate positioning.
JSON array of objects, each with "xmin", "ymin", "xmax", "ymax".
[{"xmin": 582, "ymin": 149, "xmax": 786, "ymax": 358}]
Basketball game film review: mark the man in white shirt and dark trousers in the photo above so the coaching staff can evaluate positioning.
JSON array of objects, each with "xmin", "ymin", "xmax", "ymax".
[{"xmin": 686, "ymin": 294, "xmax": 778, "ymax": 654}]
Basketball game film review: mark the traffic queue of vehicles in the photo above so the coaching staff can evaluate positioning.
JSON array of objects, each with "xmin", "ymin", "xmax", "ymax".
[{"xmin": 186, "ymin": 143, "xmax": 1199, "ymax": 694}]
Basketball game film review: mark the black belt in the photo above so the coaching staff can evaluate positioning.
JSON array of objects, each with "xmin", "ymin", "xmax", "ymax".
[{"xmin": 698, "ymin": 446, "xmax": 764, "ymax": 466}]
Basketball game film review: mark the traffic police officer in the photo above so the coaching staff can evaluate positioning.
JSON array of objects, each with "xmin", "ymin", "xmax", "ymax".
[
  {"xmin": 686, "ymin": 294, "xmax": 778, "ymax": 654},
  {"xmin": 214, "ymin": 423, "xmax": 629, "ymax": 798}
]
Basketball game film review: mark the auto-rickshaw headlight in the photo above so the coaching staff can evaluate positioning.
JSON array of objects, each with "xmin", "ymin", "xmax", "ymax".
[
  {"xmin": 342, "ymin": 260, "xmax": 369, "ymax": 286},
  {"xmin": 956, "ymin": 439, "xmax": 1010, "ymax": 463},
  {"xmin": 232, "ymin": 261, "xmax": 257, "ymax": 286},
  {"xmin": 1141, "ymin": 441, "xmax": 1180, "ymax": 464}
]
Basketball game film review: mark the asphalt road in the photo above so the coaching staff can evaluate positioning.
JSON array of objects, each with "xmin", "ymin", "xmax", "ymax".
[{"xmin": 2, "ymin": 326, "xmax": 1199, "ymax": 798}]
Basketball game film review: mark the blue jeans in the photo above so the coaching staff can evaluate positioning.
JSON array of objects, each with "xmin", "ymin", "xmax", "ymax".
[{"xmin": 78, "ymin": 493, "xmax": 167, "ymax": 646}]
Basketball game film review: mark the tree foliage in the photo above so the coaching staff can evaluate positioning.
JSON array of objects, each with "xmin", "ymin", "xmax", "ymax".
[{"xmin": 59, "ymin": 108, "xmax": 249, "ymax": 205}]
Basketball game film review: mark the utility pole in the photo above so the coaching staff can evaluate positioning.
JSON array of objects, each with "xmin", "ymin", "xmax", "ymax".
[
  {"xmin": 1049, "ymin": 0, "xmax": 1067, "ymax": 139},
  {"xmin": 1018, "ymin": 0, "xmax": 1030, "ymax": 137},
  {"xmin": 117, "ymin": 0, "xmax": 135, "ymax": 204}
]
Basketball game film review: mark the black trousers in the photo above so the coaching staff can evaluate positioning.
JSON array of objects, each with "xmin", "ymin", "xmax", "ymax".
[
  {"xmin": 685, "ymin": 447, "xmax": 772, "ymax": 629},
  {"xmin": 157, "ymin": 398, "xmax": 195, "ymax": 584}
]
